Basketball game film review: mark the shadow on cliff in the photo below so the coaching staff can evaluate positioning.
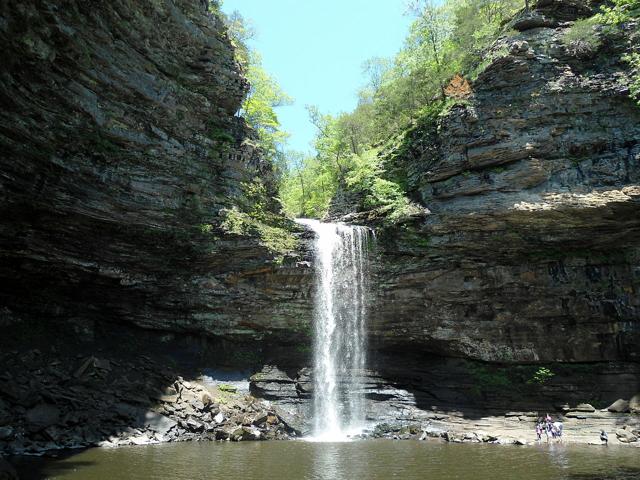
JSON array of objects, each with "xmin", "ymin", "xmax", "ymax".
[
  {"xmin": 0, "ymin": 318, "xmax": 284, "ymax": 477},
  {"xmin": 370, "ymin": 350, "xmax": 640, "ymax": 421}
]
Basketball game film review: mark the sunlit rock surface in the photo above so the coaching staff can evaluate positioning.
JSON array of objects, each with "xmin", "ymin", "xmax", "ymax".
[{"xmin": 363, "ymin": 0, "xmax": 640, "ymax": 363}]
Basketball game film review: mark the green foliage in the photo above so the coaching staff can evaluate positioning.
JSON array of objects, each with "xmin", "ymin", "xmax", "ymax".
[
  {"xmin": 591, "ymin": 0, "xmax": 639, "ymax": 104},
  {"xmin": 527, "ymin": 367, "xmax": 555, "ymax": 385},
  {"xmin": 562, "ymin": 18, "xmax": 603, "ymax": 57},
  {"xmin": 199, "ymin": 223, "xmax": 213, "ymax": 234},
  {"xmin": 222, "ymin": 10, "xmax": 292, "ymax": 172},
  {"xmin": 346, "ymin": 149, "xmax": 422, "ymax": 223},
  {"xmin": 218, "ymin": 384, "xmax": 238, "ymax": 393},
  {"xmin": 279, "ymin": 0, "xmax": 526, "ymax": 220},
  {"xmin": 219, "ymin": 177, "xmax": 297, "ymax": 257},
  {"xmin": 624, "ymin": 52, "xmax": 640, "ymax": 105},
  {"xmin": 220, "ymin": 206, "xmax": 297, "ymax": 257},
  {"xmin": 467, "ymin": 363, "xmax": 514, "ymax": 389},
  {"xmin": 243, "ymin": 52, "xmax": 293, "ymax": 167},
  {"xmin": 279, "ymin": 150, "xmax": 339, "ymax": 218},
  {"xmin": 595, "ymin": 0, "xmax": 640, "ymax": 25}
]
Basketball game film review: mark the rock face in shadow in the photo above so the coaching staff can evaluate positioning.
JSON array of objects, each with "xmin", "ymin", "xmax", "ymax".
[
  {"xmin": 0, "ymin": 0, "xmax": 311, "ymax": 345},
  {"xmin": 0, "ymin": 321, "xmax": 305, "ymax": 455},
  {"xmin": 362, "ymin": 0, "xmax": 640, "ymax": 363}
]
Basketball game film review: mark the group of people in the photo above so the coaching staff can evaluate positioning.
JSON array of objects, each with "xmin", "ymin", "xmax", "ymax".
[
  {"xmin": 535, "ymin": 414, "xmax": 563, "ymax": 442},
  {"xmin": 535, "ymin": 414, "xmax": 610, "ymax": 445}
]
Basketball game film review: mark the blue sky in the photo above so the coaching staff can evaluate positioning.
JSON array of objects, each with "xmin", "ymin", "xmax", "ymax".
[{"xmin": 221, "ymin": 0, "xmax": 413, "ymax": 154}]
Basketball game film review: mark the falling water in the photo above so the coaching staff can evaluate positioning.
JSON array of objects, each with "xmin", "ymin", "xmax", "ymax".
[{"xmin": 296, "ymin": 219, "xmax": 374, "ymax": 441}]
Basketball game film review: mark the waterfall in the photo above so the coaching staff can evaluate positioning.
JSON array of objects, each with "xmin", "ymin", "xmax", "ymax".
[{"xmin": 296, "ymin": 219, "xmax": 374, "ymax": 441}]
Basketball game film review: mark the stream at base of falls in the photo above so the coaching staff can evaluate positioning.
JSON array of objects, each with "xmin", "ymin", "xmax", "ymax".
[{"xmin": 11, "ymin": 441, "xmax": 640, "ymax": 480}]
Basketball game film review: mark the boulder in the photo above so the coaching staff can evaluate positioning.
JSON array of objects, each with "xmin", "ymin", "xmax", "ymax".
[
  {"xmin": 252, "ymin": 412, "xmax": 269, "ymax": 426},
  {"xmin": 574, "ymin": 404, "xmax": 596, "ymax": 413},
  {"xmin": 185, "ymin": 417, "xmax": 204, "ymax": 432},
  {"xmin": 231, "ymin": 426, "xmax": 262, "ymax": 442},
  {"xmin": 615, "ymin": 428, "xmax": 638, "ymax": 443},
  {"xmin": 214, "ymin": 412, "xmax": 225, "ymax": 424},
  {"xmin": 629, "ymin": 394, "xmax": 640, "ymax": 414},
  {"xmin": 0, "ymin": 427, "xmax": 13, "ymax": 441},
  {"xmin": 607, "ymin": 399, "xmax": 630, "ymax": 413},
  {"xmin": 423, "ymin": 426, "xmax": 446, "ymax": 438},
  {"xmin": 201, "ymin": 393, "xmax": 214, "ymax": 408},
  {"xmin": 130, "ymin": 434, "xmax": 153, "ymax": 446},
  {"xmin": 273, "ymin": 406, "xmax": 305, "ymax": 436},
  {"xmin": 144, "ymin": 411, "xmax": 177, "ymax": 436}
]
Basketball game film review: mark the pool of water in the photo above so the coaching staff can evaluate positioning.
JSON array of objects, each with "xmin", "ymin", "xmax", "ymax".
[{"xmin": 11, "ymin": 440, "xmax": 640, "ymax": 480}]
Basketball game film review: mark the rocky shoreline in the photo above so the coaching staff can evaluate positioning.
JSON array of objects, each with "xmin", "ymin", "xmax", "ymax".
[
  {"xmin": 366, "ymin": 408, "xmax": 640, "ymax": 447},
  {"xmin": 1, "ymin": 346, "xmax": 639, "ymax": 459},
  {"xmin": 0, "ymin": 348, "xmax": 303, "ymax": 458}
]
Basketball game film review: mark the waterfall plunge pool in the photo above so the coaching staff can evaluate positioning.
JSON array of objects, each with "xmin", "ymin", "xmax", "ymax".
[{"xmin": 11, "ymin": 441, "xmax": 640, "ymax": 480}]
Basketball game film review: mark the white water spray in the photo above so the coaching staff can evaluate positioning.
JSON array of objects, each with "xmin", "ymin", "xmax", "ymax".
[{"xmin": 296, "ymin": 219, "xmax": 374, "ymax": 441}]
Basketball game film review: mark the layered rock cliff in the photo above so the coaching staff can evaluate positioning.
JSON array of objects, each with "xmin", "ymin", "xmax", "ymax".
[
  {"xmin": 364, "ymin": 0, "xmax": 640, "ymax": 364},
  {"xmin": 0, "ymin": 0, "xmax": 308, "ymax": 346}
]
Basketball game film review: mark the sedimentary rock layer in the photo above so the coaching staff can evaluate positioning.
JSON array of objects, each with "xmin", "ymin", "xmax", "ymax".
[
  {"xmin": 366, "ymin": 0, "xmax": 640, "ymax": 363},
  {"xmin": 0, "ymin": 0, "xmax": 309, "ymax": 343}
]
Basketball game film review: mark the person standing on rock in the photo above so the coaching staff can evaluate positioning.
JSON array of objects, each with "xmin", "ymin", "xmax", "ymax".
[{"xmin": 600, "ymin": 430, "xmax": 608, "ymax": 445}]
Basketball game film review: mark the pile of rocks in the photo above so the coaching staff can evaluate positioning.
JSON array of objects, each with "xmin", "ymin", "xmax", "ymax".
[{"xmin": 0, "ymin": 349, "xmax": 299, "ymax": 456}]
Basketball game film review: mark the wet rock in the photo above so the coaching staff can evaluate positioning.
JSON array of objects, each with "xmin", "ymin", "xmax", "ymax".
[
  {"xmin": 272, "ymin": 406, "xmax": 305, "ymax": 436},
  {"xmin": 130, "ymin": 434, "xmax": 154, "ymax": 446},
  {"xmin": 186, "ymin": 417, "xmax": 204, "ymax": 432},
  {"xmin": 252, "ymin": 412, "xmax": 270, "ymax": 426},
  {"xmin": 629, "ymin": 394, "xmax": 640, "ymax": 414},
  {"xmin": 373, "ymin": 423, "xmax": 399, "ymax": 438},
  {"xmin": 443, "ymin": 431, "xmax": 462, "ymax": 443},
  {"xmin": 0, "ymin": 427, "xmax": 13, "ymax": 440},
  {"xmin": 423, "ymin": 426, "xmax": 446, "ymax": 438},
  {"xmin": 231, "ymin": 426, "xmax": 262, "ymax": 442},
  {"xmin": 250, "ymin": 366, "xmax": 298, "ymax": 400}
]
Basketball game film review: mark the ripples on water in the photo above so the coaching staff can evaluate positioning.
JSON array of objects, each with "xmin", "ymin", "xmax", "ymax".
[{"xmin": 12, "ymin": 441, "xmax": 640, "ymax": 480}]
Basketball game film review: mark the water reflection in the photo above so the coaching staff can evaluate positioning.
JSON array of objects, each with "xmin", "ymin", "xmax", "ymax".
[{"xmin": 11, "ymin": 441, "xmax": 640, "ymax": 480}]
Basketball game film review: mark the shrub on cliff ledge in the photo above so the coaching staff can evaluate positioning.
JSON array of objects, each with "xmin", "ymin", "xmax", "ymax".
[
  {"xmin": 624, "ymin": 53, "xmax": 640, "ymax": 105},
  {"xmin": 562, "ymin": 18, "xmax": 603, "ymax": 57}
]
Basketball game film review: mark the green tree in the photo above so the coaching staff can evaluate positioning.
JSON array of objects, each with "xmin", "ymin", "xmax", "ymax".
[{"xmin": 223, "ymin": 10, "xmax": 292, "ymax": 170}]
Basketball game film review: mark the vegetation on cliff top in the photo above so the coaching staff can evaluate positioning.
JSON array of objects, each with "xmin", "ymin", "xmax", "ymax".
[
  {"xmin": 278, "ymin": 0, "xmax": 639, "ymax": 220},
  {"xmin": 563, "ymin": 0, "xmax": 639, "ymax": 98},
  {"xmin": 222, "ymin": 8, "xmax": 292, "ymax": 174},
  {"xmin": 278, "ymin": 0, "xmax": 524, "ymax": 219},
  {"xmin": 205, "ymin": 4, "xmax": 298, "ymax": 257}
]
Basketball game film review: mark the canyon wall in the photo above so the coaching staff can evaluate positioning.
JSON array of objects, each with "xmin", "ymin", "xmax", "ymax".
[
  {"xmin": 0, "ymin": 0, "xmax": 309, "ymax": 347},
  {"xmin": 2, "ymin": 0, "xmax": 637, "ymax": 366},
  {"xmin": 366, "ymin": 0, "xmax": 640, "ymax": 363}
]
